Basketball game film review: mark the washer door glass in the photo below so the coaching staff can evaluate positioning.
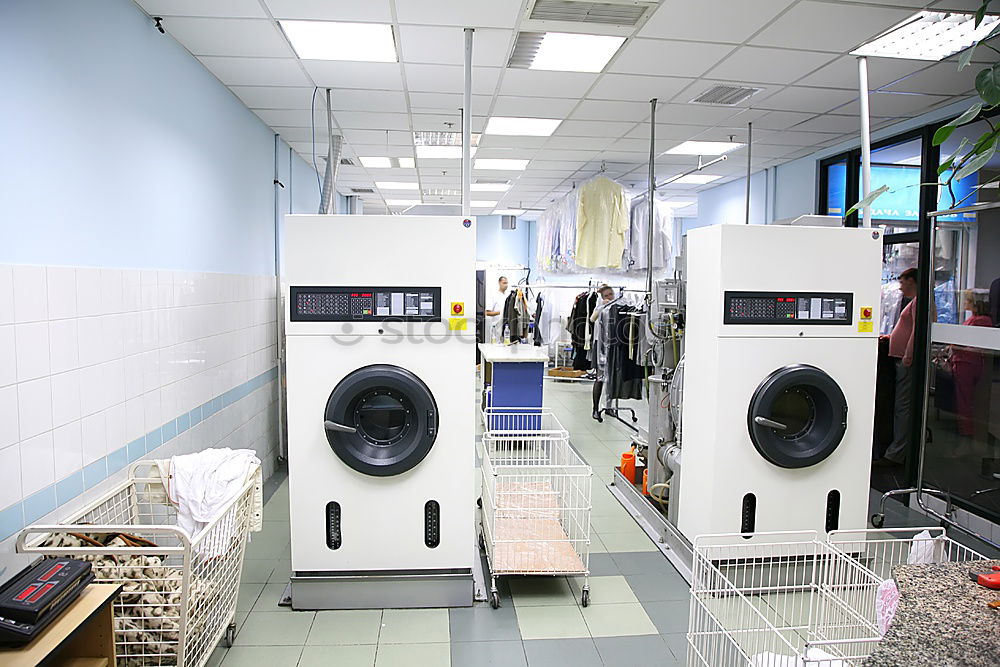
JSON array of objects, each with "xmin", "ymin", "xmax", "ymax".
[
  {"xmin": 324, "ymin": 364, "xmax": 438, "ymax": 476},
  {"xmin": 747, "ymin": 364, "xmax": 847, "ymax": 469}
]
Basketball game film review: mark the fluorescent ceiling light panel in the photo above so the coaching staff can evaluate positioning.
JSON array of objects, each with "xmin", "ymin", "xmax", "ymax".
[
  {"xmin": 475, "ymin": 159, "xmax": 530, "ymax": 170},
  {"xmin": 385, "ymin": 199, "xmax": 421, "ymax": 206},
  {"xmin": 471, "ymin": 182, "xmax": 511, "ymax": 191},
  {"xmin": 495, "ymin": 209, "xmax": 525, "ymax": 215},
  {"xmin": 530, "ymin": 32, "xmax": 626, "ymax": 73},
  {"xmin": 359, "ymin": 157, "xmax": 414, "ymax": 169},
  {"xmin": 398, "ymin": 157, "xmax": 415, "ymax": 168},
  {"xmin": 851, "ymin": 11, "xmax": 1000, "ymax": 61},
  {"xmin": 671, "ymin": 174, "xmax": 721, "ymax": 185},
  {"xmin": 279, "ymin": 20, "xmax": 398, "ymax": 62},
  {"xmin": 375, "ymin": 182, "xmax": 418, "ymax": 190},
  {"xmin": 666, "ymin": 141, "xmax": 744, "ymax": 156},
  {"xmin": 415, "ymin": 146, "xmax": 478, "ymax": 159},
  {"xmin": 485, "ymin": 117, "xmax": 563, "ymax": 136},
  {"xmin": 471, "ymin": 201, "xmax": 499, "ymax": 208}
]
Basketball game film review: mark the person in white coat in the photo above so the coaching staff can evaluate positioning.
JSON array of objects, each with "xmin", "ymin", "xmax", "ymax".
[{"xmin": 485, "ymin": 276, "xmax": 509, "ymax": 343}]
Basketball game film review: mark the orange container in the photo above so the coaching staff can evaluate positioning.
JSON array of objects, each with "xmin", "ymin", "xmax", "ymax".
[
  {"xmin": 642, "ymin": 469, "xmax": 648, "ymax": 495},
  {"xmin": 620, "ymin": 451, "xmax": 636, "ymax": 484}
]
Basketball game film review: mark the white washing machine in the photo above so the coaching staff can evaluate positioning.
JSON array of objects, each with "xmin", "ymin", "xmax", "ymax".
[
  {"xmin": 284, "ymin": 215, "xmax": 476, "ymax": 609},
  {"xmin": 677, "ymin": 224, "xmax": 882, "ymax": 543}
]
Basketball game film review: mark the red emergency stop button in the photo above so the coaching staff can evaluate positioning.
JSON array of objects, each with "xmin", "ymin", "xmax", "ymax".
[
  {"xmin": 861, "ymin": 307, "xmax": 872, "ymax": 319},
  {"xmin": 451, "ymin": 302, "xmax": 464, "ymax": 315}
]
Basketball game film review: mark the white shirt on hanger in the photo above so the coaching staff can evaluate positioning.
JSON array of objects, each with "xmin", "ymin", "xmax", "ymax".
[{"xmin": 487, "ymin": 289, "xmax": 508, "ymax": 342}]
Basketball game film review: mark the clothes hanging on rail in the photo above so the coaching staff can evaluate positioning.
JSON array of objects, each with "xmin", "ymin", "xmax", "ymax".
[
  {"xmin": 533, "ymin": 293, "xmax": 544, "ymax": 347},
  {"xmin": 588, "ymin": 296, "xmax": 621, "ymax": 382},
  {"xmin": 569, "ymin": 292, "xmax": 598, "ymax": 370},
  {"xmin": 502, "ymin": 288, "xmax": 531, "ymax": 342},
  {"xmin": 625, "ymin": 197, "xmax": 673, "ymax": 271},
  {"xmin": 575, "ymin": 177, "xmax": 629, "ymax": 269},
  {"xmin": 605, "ymin": 304, "xmax": 647, "ymax": 401}
]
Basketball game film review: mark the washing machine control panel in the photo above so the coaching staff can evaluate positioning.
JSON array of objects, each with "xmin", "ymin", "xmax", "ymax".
[
  {"xmin": 290, "ymin": 286, "xmax": 441, "ymax": 322},
  {"xmin": 724, "ymin": 291, "xmax": 852, "ymax": 325}
]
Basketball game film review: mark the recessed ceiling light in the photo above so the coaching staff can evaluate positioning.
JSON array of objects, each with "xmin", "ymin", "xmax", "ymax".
[
  {"xmin": 485, "ymin": 117, "xmax": 563, "ymax": 136},
  {"xmin": 666, "ymin": 141, "xmax": 744, "ymax": 156},
  {"xmin": 412, "ymin": 131, "xmax": 480, "ymax": 147},
  {"xmin": 670, "ymin": 174, "xmax": 721, "ymax": 185},
  {"xmin": 471, "ymin": 182, "xmax": 511, "ymax": 191},
  {"xmin": 415, "ymin": 146, "xmax": 478, "ymax": 159},
  {"xmin": 661, "ymin": 200, "xmax": 696, "ymax": 210},
  {"xmin": 279, "ymin": 20, "xmax": 398, "ymax": 62},
  {"xmin": 495, "ymin": 209, "xmax": 525, "ymax": 216},
  {"xmin": 398, "ymin": 157, "xmax": 415, "ymax": 168},
  {"xmin": 375, "ymin": 182, "xmax": 418, "ymax": 190},
  {"xmin": 475, "ymin": 159, "xmax": 530, "ymax": 171},
  {"xmin": 530, "ymin": 32, "xmax": 626, "ymax": 73},
  {"xmin": 851, "ymin": 10, "xmax": 1000, "ymax": 61},
  {"xmin": 359, "ymin": 157, "xmax": 414, "ymax": 168},
  {"xmin": 385, "ymin": 199, "xmax": 421, "ymax": 206}
]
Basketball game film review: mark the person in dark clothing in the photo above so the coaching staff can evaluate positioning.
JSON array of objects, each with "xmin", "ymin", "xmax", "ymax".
[{"xmin": 590, "ymin": 285, "xmax": 616, "ymax": 420}]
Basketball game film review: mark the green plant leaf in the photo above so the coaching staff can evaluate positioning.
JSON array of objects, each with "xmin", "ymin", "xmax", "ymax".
[
  {"xmin": 977, "ymin": 63, "xmax": 1000, "ymax": 105},
  {"xmin": 939, "ymin": 138, "xmax": 971, "ymax": 178},
  {"xmin": 976, "ymin": 0, "xmax": 991, "ymax": 27},
  {"xmin": 954, "ymin": 141, "xmax": 997, "ymax": 182},
  {"xmin": 959, "ymin": 44, "xmax": 978, "ymax": 71},
  {"xmin": 938, "ymin": 158, "xmax": 956, "ymax": 175},
  {"xmin": 932, "ymin": 103, "xmax": 982, "ymax": 146},
  {"xmin": 844, "ymin": 184, "xmax": 890, "ymax": 220}
]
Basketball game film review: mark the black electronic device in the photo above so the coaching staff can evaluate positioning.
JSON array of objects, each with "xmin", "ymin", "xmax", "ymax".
[
  {"xmin": 290, "ymin": 286, "xmax": 442, "ymax": 322},
  {"xmin": 0, "ymin": 557, "xmax": 94, "ymax": 646},
  {"xmin": 724, "ymin": 291, "xmax": 853, "ymax": 325}
]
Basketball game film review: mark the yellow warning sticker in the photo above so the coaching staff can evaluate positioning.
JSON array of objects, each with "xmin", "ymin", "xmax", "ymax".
[
  {"xmin": 448, "ymin": 317, "xmax": 468, "ymax": 331},
  {"xmin": 858, "ymin": 321, "xmax": 873, "ymax": 333}
]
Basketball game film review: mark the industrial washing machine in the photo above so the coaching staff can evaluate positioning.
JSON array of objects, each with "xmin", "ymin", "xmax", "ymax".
[
  {"xmin": 611, "ymin": 223, "xmax": 882, "ymax": 578},
  {"xmin": 284, "ymin": 215, "xmax": 476, "ymax": 609}
]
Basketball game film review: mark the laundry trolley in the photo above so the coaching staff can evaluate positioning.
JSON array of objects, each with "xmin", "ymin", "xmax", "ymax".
[
  {"xmin": 17, "ymin": 461, "xmax": 259, "ymax": 667},
  {"xmin": 479, "ymin": 408, "xmax": 592, "ymax": 609}
]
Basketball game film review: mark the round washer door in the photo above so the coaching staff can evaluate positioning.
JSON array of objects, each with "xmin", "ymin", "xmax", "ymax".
[
  {"xmin": 747, "ymin": 364, "xmax": 847, "ymax": 469},
  {"xmin": 324, "ymin": 364, "xmax": 438, "ymax": 477}
]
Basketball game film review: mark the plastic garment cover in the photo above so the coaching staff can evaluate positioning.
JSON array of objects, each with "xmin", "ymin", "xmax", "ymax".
[
  {"xmin": 625, "ymin": 197, "xmax": 673, "ymax": 272},
  {"xmin": 880, "ymin": 281, "xmax": 903, "ymax": 335},
  {"xmin": 536, "ymin": 190, "xmax": 579, "ymax": 272},
  {"xmin": 575, "ymin": 177, "xmax": 629, "ymax": 269}
]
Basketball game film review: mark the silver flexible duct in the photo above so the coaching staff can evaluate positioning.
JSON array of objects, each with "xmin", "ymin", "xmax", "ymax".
[{"xmin": 319, "ymin": 89, "xmax": 342, "ymax": 214}]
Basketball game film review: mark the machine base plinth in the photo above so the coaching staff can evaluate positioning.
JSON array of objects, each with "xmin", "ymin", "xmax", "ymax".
[
  {"xmin": 290, "ymin": 569, "xmax": 473, "ymax": 610},
  {"xmin": 608, "ymin": 468, "xmax": 693, "ymax": 583}
]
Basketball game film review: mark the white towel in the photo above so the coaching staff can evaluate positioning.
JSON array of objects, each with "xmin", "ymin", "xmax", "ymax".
[{"xmin": 751, "ymin": 648, "xmax": 847, "ymax": 667}]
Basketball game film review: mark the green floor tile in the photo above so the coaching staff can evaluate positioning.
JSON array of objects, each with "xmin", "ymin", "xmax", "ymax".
[
  {"xmin": 375, "ymin": 642, "xmax": 451, "ymax": 667},
  {"xmin": 581, "ymin": 602, "xmax": 658, "ymax": 637},
  {"xmin": 236, "ymin": 583, "xmax": 264, "ymax": 612},
  {"xmin": 232, "ymin": 611, "xmax": 315, "ymax": 646},
  {"xmin": 220, "ymin": 646, "xmax": 303, "ymax": 666},
  {"xmin": 569, "ymin": 575, "xmax": 638, "ymax": 605},
  {"xmin": 450, "ymin": 640, "xmax": 527, "ymax": 667},
  {"xmin": 594, "ymin": 635, "xmax": 676, "ymax": 667},
  {"xmin": 251, "ymin": 582, "xmax": 291, "ymax": 612},
  {"xmin": 508, "ymin": 577, "xmax": 576, "ymax": 607},
  {"xmin": 267, "ymin": 559, "xmax": 291, "ymax": 584},
  {"xmin": 522, "ymin": 638, "xmax": 602, "ymax": 667},
  {"xmin": 299, "ymin": 644, "xmax": 377, "ymax": 666},
  {"xmin": 240, "ymin": 558, "xmax": 276, "ymax": 584},
  {"xmin": 379, "ymin": 608, "xmax": 450, "ymax": 644},
  {"xmin": 308, "ymin": 610, "xmax": 383, "ymax": 645},
  {"xmin": 598, "ymin": 531, "xmax": 658, "ymax": 553},
  {"xmin": 514, "ymin": 605, "xmax": 590, "ymax": 640}
]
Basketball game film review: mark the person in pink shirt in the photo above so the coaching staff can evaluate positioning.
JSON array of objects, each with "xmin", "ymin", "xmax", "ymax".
[
  {"xmin": 875, "ymin": 268, "xmax": 919, "ymax": 468},
  {"xmin": 950, "ymin": 291, "xmax": 993, "ymax": 437}
]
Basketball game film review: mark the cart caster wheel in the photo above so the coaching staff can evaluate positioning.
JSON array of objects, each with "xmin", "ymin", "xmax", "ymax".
[
  {"xmin": 871, "ymin": 513, "xmax": 885, "ymax": 528},
  {"xmin": 477, "ymin": 496, "xmax": 483, "ymax": 509},
  {"xmin": 490, "ymin": 592, "xmax": 501, "ymax": 609},
  {"xmin": 581, "ymin": 589, "xmax": 590, "ymax": 607},
  {"xmin": 225, "ymin": 621, "xmax": 237, "ymax": 647},
  {"xmin": 631, "ymin": 415, "xmax": 638, "ymax": 423}
]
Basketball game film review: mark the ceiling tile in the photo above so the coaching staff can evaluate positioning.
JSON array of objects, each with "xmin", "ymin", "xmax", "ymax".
[
  {"xmin": 341, "ymin": 143, "xmax": 415, "ymax": 157},
  {"xmin": 571, "ymin": 99, "xmax": 653, "ymax": 122},
  {"xmin": 263, "ymin": 0, "xmax": 393, "ymax": 21},
  {"xmin": 754, "ymin": 86, "xmax": 857, "ymax": 114},
  {"xmin": 198, "ymin": 56, "xmax": 309, "ymax": 86},
  {"xmin": 326, "ymin": 89, "xmax": 408, "ymax": 112},
  {"xmin": 303, "ymin": 61, "xmax": 403, "ymax": 90},
  {"xmin": 491, "ymin": 96, "xmax": 580, "ymax": 118},
  {"xmin": 339, "ymin": 129, "xmax": 412, "ymax": 145},
  {"xmin": 750, "ymin": 1, "xmax": 914, "ymax": 53},
  {"xmin": 706, "ymin": 46, "xmax": 837, "ymax": 85},
  {"xmin": 752, "ymin": 129, "xmax": 842, "ymax": 146},
  {"xmin": 134, "ymin": 0, "xmax": 266, "ymax": 18},
  {"xmin": 534, "ymin": 149, "xmax": 602, "ymax": 160},
  {"xmin": 405, "ymin": 64, "xmax": 501, "ymax": 94},
  {"xmin": 795, "ymin": 55, "xmax": 927, "ymax": 89},
  {"xmin": 639, "ymin": 0, "xmax": 795, "ymax": 43},
  {"xmin": 553, "ymin": 120, "xmax": 636, "ymax": 138},
  {"xmin": 788, "ymin": 114, "xmax": 861, "ymax": 133},
  {"xmin": 544, "ymin": 136, "xmax": 614, "ymax": 151},
  {"xmin": 161, "ymin": 17, "xmax": 293, "ymax": 57},
  {"xmin": 253, "ymin": 108, "xmax": 316, "ymax": 127},
  {"xmin": 656, "ymin": 103, "xmax": 742, "ymax": 125},
  {"xmin": 411, "ymin": 112, "xmax": 486, "ymax": 132},
  {"xmin": 883, "ymin": 63, "xmax": 980, "ymax": 96},
  {"xmin": 609, "ymin": 39, "xmax": 734, "ymax": 77},
  {"xmin": 333, "ymin": 111, "xmax": 411, "ymax": 130},
  {"xmin": 479, "ymin": 135, "xmax": 549, "ymax": 149},
  {"xmin": 589, "ymin": 74, "xmax": 695, "ymax": 103},
  {"xmin": 398, "ymin": 26, "xmax": 510, "ymax": 67},
  {"xmin": 408, "ymin": 92, "xmax": 491, "ymax": 115},
  {"xmin": 498, "ymin": 69, "xmax": 598, "ymax": 98},
  {"xmin": 394, "ymin": 0, "xmax": 521, "ymax": 28},
  {"xmin": 741, "ymin": 109, "xmax": 818, "ymax": 131},
  {"xmin": 833, "ymin": 92, "xmax": 951, "ymax": 118},
  {"xmin": 230, "ymin": 86, "xmax": 315, "ymax": 109}
]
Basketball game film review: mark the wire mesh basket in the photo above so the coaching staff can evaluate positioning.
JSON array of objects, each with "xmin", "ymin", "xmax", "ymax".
[
  {"xmin": 480, "ymin": 408, "xmax": 592, "ymax": 608},
  {"xmin": 826, "ymin": 527, "xmax": 987, "ymax": 581},
  {"xmin": 17, "ymin": 461, "xmax": 259, "ymax": 667},
  {"xmin": 688, "ymin": 531, "xmax": 885, "ymax": 666}
]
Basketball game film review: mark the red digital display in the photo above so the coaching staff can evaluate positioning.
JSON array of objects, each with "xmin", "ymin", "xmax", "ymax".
[
  {"xmin": 39, "ymin": 563, "xmax": 64, "ymax": 581},
  {"xmin": 27, "ymin": 583, "xmax": 55, "ymax": 604},
  {"xmin": 360, "ymin": 293, "xmax": 372, "ymax": 297},
  {"xmin": 15, "ymin": 584, "xmax": 38, "ymax": 602}
]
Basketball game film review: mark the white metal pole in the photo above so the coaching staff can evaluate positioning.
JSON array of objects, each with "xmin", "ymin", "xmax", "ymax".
[
  {"xmin": 745, "ymin": 121, "xmax": 753, "ymax": 225},
  {"xmin": 462, "ymin": 28, "xmax": 474, "ymax": 217},
  {"xmin": 858, "ymin": 56, "xmax": 873, "ymax": 228}
]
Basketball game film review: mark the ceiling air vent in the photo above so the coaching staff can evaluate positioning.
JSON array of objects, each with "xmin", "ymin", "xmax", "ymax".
[
  {"xmin": 350, "ymin": 187, "xmax": 374, "ymax": 194},
  {"xmin": 508, "ymin": 32, "xmax": 546, "ymax": 69},
  {"xmin": 690, "ymin": 84, "xmax": 762, "ymax": 107},
  {"xmin": 529, "ymin": 0, "xmax": 652, "ymax": 26},
  {"xmin": 339, "ymin": 158, "xmax": 356, "ymax": 166}
]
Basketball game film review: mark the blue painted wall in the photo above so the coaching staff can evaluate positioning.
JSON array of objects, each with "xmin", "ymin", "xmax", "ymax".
[
  {"xmin": 696, "ymin": 170, "xmax": 770, "ymax": 227},
  {"xmin": 0, "ymin": 0, "xmax": 318, "ymax": 275},
  {"xmin": 477, "ymin": 215, "xmax": 532, "ymax": 266}
]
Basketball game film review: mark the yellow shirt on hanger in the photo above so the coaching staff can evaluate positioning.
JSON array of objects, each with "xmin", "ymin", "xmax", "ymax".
[{"xmin": 574, "ymin": 176, "xmax": 628, "ymax": 268}]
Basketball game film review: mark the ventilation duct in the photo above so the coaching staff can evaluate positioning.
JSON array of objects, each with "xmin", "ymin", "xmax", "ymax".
[
  {"xmin": 319, "ymin": 89, "xmax": 342, "ymax": 215},
  {"xmin": 690, "ymin": 84, "xmax": 762, "ymax": 107},
  {"xmin": 528, "ymin": 0, "xmax": 652, "ymax": 26}
]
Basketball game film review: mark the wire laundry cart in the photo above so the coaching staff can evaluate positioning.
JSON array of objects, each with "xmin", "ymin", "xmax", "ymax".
[
  {"xmin": 687, "ymin": 531, "xmax": 887, "ymax": 667},
  {"xmin": 480, "ymin": 408, "xmax": 592, "ymax": 609},
  {"xmin": 827, "ymin": 527, "xmax": 986, "ymax": 581},
  {"xmin": 18, "ymin": 461, "xmax": 259, "ymax": 667}
]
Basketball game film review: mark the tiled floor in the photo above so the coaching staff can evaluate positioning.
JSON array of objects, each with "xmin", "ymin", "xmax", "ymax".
[{"xmin": 211, "ymin": 380, "xmax": 692, "ymax": 666}]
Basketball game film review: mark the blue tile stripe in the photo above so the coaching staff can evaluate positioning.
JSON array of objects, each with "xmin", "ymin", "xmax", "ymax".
[{"xmin": 0, "ymin": 366, "xmax": 278, "ymax": 541}]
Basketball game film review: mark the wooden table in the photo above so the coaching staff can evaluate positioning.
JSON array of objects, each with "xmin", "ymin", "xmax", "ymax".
[{"xmin": 0, "ymin": 583, "xmax": 121, "ymax": 667}]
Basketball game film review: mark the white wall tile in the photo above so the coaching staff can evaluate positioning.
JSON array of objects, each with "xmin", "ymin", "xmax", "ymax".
[
  {"xmin": 48, "ymin": 319, "xmax": 79, "ymax": 375},
  {"xmin": 143, "ymin": 389, "xmax": 161, "ymax": 430},
  {"xmin": 124, "ymin": 355, "xmax": 143, "ymax": 400},
  {"xmin": 105, "ymin": 404, "xmax": 125, "ymax": 455},
  {"xmin": 12, "ymin": 265, "xmax": 47, "ymax": 323},
  {"xmin": 14, "ymin": 322, "xmax": 50, "ymax": 381},
  {"xmin": 76, "ymin": 268, "xmax": 101, "ymax": 318},
  {"xmin": 0, "ymin": 386, "xmax": 19, "ymax": 450},
  {"xmin": 81, "ymin": 412, "xmax": 106, "ymax": 466},
  {"xmin": 77, "ymin": 317, "xmax": 102, "ymax": 368},
  {"xmin": 46, "ymin": 266, "xmax": 77, "ymax": 320},
  {"xmin": 122, "ymin": 270, "xmax": 141, "ymax": 313},
  {"xmin": 0, "ymin": 326, "xmax": 15, "ymax": 388},
  {"xmin": 0, "ymin": 445, "xmax": 22, "ymax": 509},
  {"xmin": 122, "ymin": 313, "xmax": 142, "ymax": 357},
  {"xmin": 20, "ymin": 432, "xmax": 54, "ymax": 496},
  {"xmin": 52, "ymin": 422, "xmax": 83, "ymax": 481},
  {"xmin": 17, "ymin": 378, "xmax": 52, "ymax": 440},
  {"xmin": 124, "ymin": 397, "xmax": 145, "ymax": 441},
  {"xmin": 50, "ymin": 370, "xmax": 82, "ymax": 428},
  {"xmin": 100, "ymin": 269, "xmax": 124, "ymax": 315},
  {"xmin": 0, "ymin": 267, "xmax": 13, "ymax": 326}
]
